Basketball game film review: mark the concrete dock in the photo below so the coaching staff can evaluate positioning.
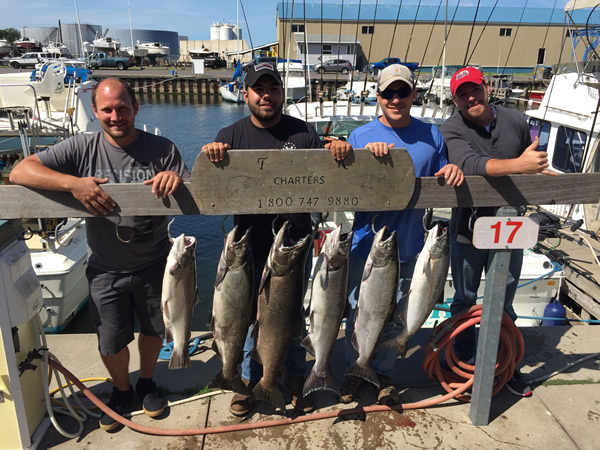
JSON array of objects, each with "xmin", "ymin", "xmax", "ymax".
[{"xmin": 36, "ymin": 324, "xmax": 600, "ymax": 449}]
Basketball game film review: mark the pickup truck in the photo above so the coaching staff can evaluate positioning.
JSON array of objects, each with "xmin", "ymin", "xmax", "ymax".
[
  {"xmin": 368, "ymin": 58, "xmax": 419, "ymax": 74},
  {"xmin": 88, "ymin": 52, "xmax": 134, "ymax": 70}
]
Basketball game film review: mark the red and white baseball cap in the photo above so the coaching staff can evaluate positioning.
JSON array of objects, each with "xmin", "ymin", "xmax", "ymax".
[{"xmin": 450, "ymin": 67, "xmax": 486, "ymax": 97}]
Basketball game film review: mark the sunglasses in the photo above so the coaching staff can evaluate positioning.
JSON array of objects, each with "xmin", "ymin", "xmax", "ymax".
[{"xmin": 379, "ymin": 87, "xmax": 413, "ymax": 100}]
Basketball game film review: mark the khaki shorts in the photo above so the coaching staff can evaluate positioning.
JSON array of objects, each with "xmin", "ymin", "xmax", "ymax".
[{"xmin": 86, "ymin": 258, "xmax": 167, "ymax": 356}]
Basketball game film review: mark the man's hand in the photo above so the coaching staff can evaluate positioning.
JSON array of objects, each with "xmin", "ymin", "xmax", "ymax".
[
  {"xmin": 434, "ymin": 164, "xmax": 464, "ymax": 187},
  {"xmin": 325, "ymin": 139, "xmax": 352, "ymax": 160},
  {"xmin": 366, "ymin": 142, "xmax": 395, "ymax": 157},
  {"xmin": 517, "ymin": 137, "xmax": 557, "ymax": 176},
  {"xmin": 143, "ymin": 171, "xmax": 184, "ymax": 199},
  {"xmin": 69, "ymin": 177, "xmax": 116, "ymax": 215},
  {"xmin": 202, "ymin": 142, "xmax": 230, "ymax": 162}
]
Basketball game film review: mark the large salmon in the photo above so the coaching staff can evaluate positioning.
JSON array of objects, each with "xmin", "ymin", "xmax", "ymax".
[
  {"xmin": 211, "ymin": 225, "xmax": 255, "ymax": 392},
  {"xmin": 161, "ymin": 233, "xmax": 198, "ymax": 370},
  {"xmin": 346, "ymin": 226, "xmax": 399, "ymax": 388},
  {"xmin": 251, "ymin": 220, "xmax": 312, "ymax": 411},
  {"xmin": 382, "ymin": 222, "xmax": 450, "ymax": 357},
  {"xmin": 302, "ymin": 225, "xmax": 353, "ymax": 397}
]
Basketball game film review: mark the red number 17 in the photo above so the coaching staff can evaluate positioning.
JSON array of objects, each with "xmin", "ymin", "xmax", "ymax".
[{"xmin": 490, "ymin": 221, "xmax": 523, "ymax": 244}]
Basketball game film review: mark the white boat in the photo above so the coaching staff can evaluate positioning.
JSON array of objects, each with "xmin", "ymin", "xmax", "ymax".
[
  {"xmin": 43, "ymin": 42, "xmax": 71, "ymax": 58},
  {"xmin": 138, "ymin": 41, "xmax": 170, "ymax": 56},
  {"xmin": 524, "ymin": 1, "xmax": 600, "ymax": 234},
  {"xmin": 278, "ymin": 60, "xmax": 309, "ymax": 102},
  {"xmin": 92, "ymin": 36, "xmax": 121, "ymax": 53},
  {"xmin": 120, "ymin": 46, "xmax": 149, "ymax": 58},
  {"xmin": 0, "ymin": 39, "xmax": 11, "ymax": 58},
  {"xmin": 219, "ymin": 61, "xmax": 245, "ymax": 103},
  {"xmin": 26, "ymin": 218, "xmax": 89, "ymax": 333},
  {"xmin": 0, "ymin": 64, "xmax": 100, "ymax": 332},
  {"xmin": 0, "ymin": 61, "xmax": 99, "ymax": 136}
]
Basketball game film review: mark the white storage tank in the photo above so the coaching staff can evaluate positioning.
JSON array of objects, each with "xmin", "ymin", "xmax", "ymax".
[
  {"xmin": 233, "ymin": 26, "xmax": 243, "ymax": 41},
  {"xmin": 210, "ymin": 23, "xmax": 221, "ymax": 41},
  {"xmin": 220, "ymin": 25, "xmax": 234, "ymax": 41}
]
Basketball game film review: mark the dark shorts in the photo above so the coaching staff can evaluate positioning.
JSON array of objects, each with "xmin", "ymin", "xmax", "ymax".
[{"xmin": 86, "ymin": 258, "xmax": 167, "ymax": 356}]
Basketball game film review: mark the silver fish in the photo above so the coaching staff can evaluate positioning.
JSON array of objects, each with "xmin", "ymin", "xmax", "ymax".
[
  {"xmin": 211, "ymin": 225, "xmax": 255, "ymax": 392},
  {"xmin": 302, "ymin": 225, "xmax": 353, "ymax": 397},
  {"xmin": 346, "ymin": 226, "xmax": 399, "ymax": 388},
  {"xmin": 382, "ymin": 222, "xmax": 450, "ymax": 357},
  {"xmin": 161, "ymin": 233, "xmax": 198, "ymax": 370},
  {"xmin": 251, "ymin": 220, "xmax": 312, "ymax": 411}
]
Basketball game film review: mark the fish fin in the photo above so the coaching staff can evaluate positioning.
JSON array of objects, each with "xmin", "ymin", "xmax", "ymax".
[
  {"xmin": 168, "ymin": 347, "xmax": 191, "ymax": 370},
  {"xmin": 380, "ymin": 337, "xmax": 407, "ymax": 357},
  {"xmin": 168, "ymin": 261, "xmax": 181, "ymax": 276},
  {"xmin": 211, "ymin": 339, "xmax": 220, "ymax": 357},
  {"xmin": 303, "ymin": 367, "xmax": 340, "ymax": 397},
  {"xmin": 194, "ymin": 288, "xmax": 200, "ymax": 305},
  {"xmin": 342, "ymin": 299, "xmax": 350, "ymax": 319},
  {"xmin": 346, "ymin": 361, "xmax": 379, "ymax": 389},
  {"xmin": 301, "ymin": 334, "xmax": 316, "ymax": 356},
  {"xmin": 293, "ymin": 318, "xmax": 304, "ymax": 340},
  {"xmin": 319, "ymin": 266, "xmax": 329, "ymax": 290},
  {"xmin": 252, "ymin": 381, "xmax": 286, "ymax": 412},
  {"xmin": 351, "ymin": 331, "xmax": 360, "ymax": 353},
  {"xmin": 362, "ymin": 259, "xmax": 373, "ymax": 282},
  {"xmin": 258, "ymin": 266, "xmax": 271, "ymax": 296},
  {"xmin": 214, "ymin": 257, "xmax": 229, "ymax": 288}
]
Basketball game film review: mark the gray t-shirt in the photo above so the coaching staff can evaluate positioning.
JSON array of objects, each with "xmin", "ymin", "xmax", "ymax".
[{"xmin": 37, "ymin": 130, "xmax": 191, "ymax": 272}]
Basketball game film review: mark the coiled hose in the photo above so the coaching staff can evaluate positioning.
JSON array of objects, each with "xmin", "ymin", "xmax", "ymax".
[{"xmin": 423, "ymin": 305, "xmax": 524, "ymax": 402}]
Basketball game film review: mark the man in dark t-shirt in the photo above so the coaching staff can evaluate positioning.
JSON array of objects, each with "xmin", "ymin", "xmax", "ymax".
[{"xmin": 202, "ymin": 63, "xmax": 350, "ymax": 416}]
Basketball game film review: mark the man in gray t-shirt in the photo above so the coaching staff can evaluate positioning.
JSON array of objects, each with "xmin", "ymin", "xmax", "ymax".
[{"xmin": 10, "ymin": 78, "xmax": 190, "ymax": 431}]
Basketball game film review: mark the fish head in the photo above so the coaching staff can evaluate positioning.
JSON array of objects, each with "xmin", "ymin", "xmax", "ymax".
[
  {"xmin": 370, "ymin": 226, "xmax": 398, "ymax": 267},
  {"xmin": 224, "ymin": 225, "xmax": 252, "ymax": 270},
  {"xmin": 170, "ymin": 233, "xmax": 197, "ymax": 270},
  {"xmin": 269, "ymin": 220, "xmax": 311, "ymax": 274},
  {"xmin": 425, "ymin": 222, "xmax": 449, "ymax": 259},
  {"xmin": 323, "ymin": 226, "xmax": 353, "ymax": 269}
]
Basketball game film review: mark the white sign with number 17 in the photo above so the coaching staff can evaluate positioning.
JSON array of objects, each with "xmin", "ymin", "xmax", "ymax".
[{"xmin": 472, "ymin": 217, "xmax": 540, "ymax": 250}]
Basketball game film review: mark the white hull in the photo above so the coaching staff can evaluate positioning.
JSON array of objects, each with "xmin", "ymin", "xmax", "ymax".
[
  {"xmin": 219, "ymin": 84, "xmax": 245, "ymax": 103},
  {"xmin": 28, "ymin": 219, "xmax": 89, "ymax": 333},
  {"xmin": 138, "ymin": 42, "xmax": 170, "ymax": 56}
]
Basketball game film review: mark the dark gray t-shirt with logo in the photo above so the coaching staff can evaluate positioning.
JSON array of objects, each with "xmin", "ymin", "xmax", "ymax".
[{"xmin": 37, "ymin": 130, "xmax": 191, "ymax": 272}]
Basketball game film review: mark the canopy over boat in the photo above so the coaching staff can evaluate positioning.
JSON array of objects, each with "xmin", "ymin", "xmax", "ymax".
[{"xmin": 565, "ymin": 0, "xmax": 600, "ymax": 11}]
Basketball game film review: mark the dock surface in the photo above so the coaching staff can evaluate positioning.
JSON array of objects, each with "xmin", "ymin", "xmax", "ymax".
[{"xmin": 39, "ymin": 325, "xmax": 600, "ymax": 449}]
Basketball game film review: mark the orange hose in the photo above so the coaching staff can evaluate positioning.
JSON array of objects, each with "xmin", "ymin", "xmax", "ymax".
[
  {"xmin": 47, "ymin": 306, "xmax": 524, "ymax": 436},
  {"xmin": 423, "ymin": 304, "xmax": 524, "ymax": 402}
]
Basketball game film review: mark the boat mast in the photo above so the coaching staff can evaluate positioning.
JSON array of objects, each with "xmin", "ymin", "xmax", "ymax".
[
  {"xmin": 237, "ymin": 0, "xmax": 239, "ymax": 64},
  {"xmin": 74, "ymin": 0, "xmax": 85, "ymax": 58},
  {"xmin": 441, "ymin": 0, "xmax": 448, "ymax": 104},
  {"xmin": 128, "ymin": 0, "xmax": 135, "ymax": 54}
]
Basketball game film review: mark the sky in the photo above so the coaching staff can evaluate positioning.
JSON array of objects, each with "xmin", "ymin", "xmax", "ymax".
[{"xmin": 0, "ymin": 0, "xmax": 575, "ymax": 47}]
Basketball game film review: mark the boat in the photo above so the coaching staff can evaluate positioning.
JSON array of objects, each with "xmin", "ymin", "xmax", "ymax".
[
  {"xmin": 0, "ymin": 39, "xmax": 11, "ymax": 58},
  {"xmin": 138, "ymin": 41, "xmax": 170, "ymax": 56},
  {"xmin": 120, "ymin": 46, "xmax": 149, "ymax": 59},
  {"xmin": 14, "ymin": 37, "xmax": 42, "ymax": 53},
  {"xmin": 278, "ymin": 60, "xmax": 309, "ymax": 102},
  {"xmin": 92, "ymin": 35, "xmax": 121, "ymax": 54},
  {"xmin": 26, "ymin": 218, "xmax": 89, "ymax": 333},
  {"xmin": 524, "ymin": 0, "xmax": 600, "ymax": 234},
  {"xmin": 43, "ymin": 42, "xmax": 71, "ymax": 58},
  {"xmin": 219, "ymin": 60, "xmax": 245, "ymax": 103},
  {"xmin": 0, "ymin": 63, "xmax": 100, "ymax": 332}
]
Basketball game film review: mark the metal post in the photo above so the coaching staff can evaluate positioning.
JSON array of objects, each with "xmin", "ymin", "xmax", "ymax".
[{"xmin": 469, "ymin": 206, "xmax": 518, "ymax": 426}]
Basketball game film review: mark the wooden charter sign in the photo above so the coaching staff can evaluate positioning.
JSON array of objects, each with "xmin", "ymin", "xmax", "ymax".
[{"xmin": 190, "ymin": 148, "xmax": 416, "ymax": 215}]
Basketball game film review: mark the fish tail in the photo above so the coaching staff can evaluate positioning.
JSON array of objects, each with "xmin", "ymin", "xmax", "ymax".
[
  {"xmin": 211, "ymin": 371, "xmax": 247, "ymax": 393},
  {"xmin": 251, "ymin": 380, "xmax": 286, "ymax": 412},
  {"xmin": 380, "ymin": 336, "xmax": 407, "ymax": 358},
  {"xmin": 168, "ymin": 346, "xmax": 191, "ymax": 370},
  {"xmin": 346, "ymin": 361, "xmax": 380, "ymax": 389},
  {"xmin": 303, "ymin": 367, "xmax": 340, "ymax": 397}
]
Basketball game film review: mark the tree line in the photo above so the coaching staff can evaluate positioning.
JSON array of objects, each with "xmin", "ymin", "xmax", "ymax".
[{"xmin": 0, "ymin": 28, "xmax": 21, "ymax": 44}]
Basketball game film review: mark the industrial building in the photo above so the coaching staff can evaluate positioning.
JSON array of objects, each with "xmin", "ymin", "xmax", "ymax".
[{"xmin": 275, "ymin": 3, "xmax": 593, "ymax": 74}]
